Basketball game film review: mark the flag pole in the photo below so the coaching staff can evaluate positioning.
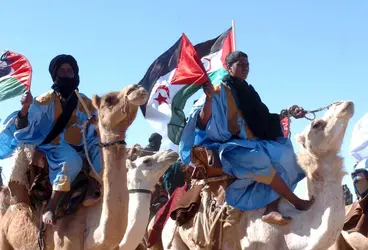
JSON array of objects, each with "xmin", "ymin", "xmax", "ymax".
[{"xmin": 232, "ymin": 20, "xmax": 237, "ymax": 50}]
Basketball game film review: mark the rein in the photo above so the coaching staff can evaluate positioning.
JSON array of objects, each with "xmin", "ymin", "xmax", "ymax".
[
  {"xmin": 128, "ymin": 189, "xmax": 152, "ymax": 194},
  {"xmin": 280, "ymin": 103, "xmax": 332, "ymax": 121},
  {"xmin": 280, "ymin": 103, "xmax": 334, "ymax": 138},
  {"xmin": 97, "ymin": 140, "xmax": 127, "ymax": 148}
]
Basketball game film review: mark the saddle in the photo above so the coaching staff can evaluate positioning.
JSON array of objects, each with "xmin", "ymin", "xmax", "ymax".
[
  {"xmin": 170, "ymin": 145, "xmax": 232, "ymax": 225},
  {"xmin": 189, "ymin": 145, "xmax": 226, "ymax": 179},
  {"xmin": 26, "ymin": 148, "xmax": 100, "ymax": 219},
  {"xmin": 148, "ymin": 146, "xmax": 236, "ymax": 248}
]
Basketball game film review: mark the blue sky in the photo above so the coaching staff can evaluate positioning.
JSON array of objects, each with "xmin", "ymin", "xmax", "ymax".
[{"xmin": 1, "ymin": 1, "xmax": 367, "ymax": 197}]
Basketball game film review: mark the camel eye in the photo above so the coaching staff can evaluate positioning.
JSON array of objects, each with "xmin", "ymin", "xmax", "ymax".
[
  {"xmin": 143, "ymin": 159, "xmax": 151, "ymax": 165},
  {"xmin": 312, "ymin": 120, "xmax": 326, "ymax": 130},
  {"xmin": 104, "ymin": 95, "xmax": 118, "ymax": 107}
]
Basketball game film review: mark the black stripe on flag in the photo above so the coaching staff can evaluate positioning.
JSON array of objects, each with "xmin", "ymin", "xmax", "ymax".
[
  {"xmin": 139, "ymin": 36, "xmax": 183, "ymax": 116},
  {"xmin": 194, "ymin": 28, "xmax": 232, "ymax": 58}
]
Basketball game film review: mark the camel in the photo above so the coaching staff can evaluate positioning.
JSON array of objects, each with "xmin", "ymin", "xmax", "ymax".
[
  {"xmin": 0, "ymin": 84, "xmax": 148, "ymax": 250},
  {"xmin": 159, "ymin": 100, "xmax": 354, "ymax": 250},
  {"xmin": 118, "ymin": 147, "xmax": 179, "ymax": 250}
]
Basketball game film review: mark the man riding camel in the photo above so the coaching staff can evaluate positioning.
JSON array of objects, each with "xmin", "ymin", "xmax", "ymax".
[
  {"xmin": 180, "ymin": 51, "xmax": 314, "ymax": 225},
  {"xmin": 13, "ymin": 54, "xmax": 102, "ymax": 225}
]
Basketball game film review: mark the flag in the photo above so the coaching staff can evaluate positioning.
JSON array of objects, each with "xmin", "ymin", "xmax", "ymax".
[
  {"xmin": 194, "ymin": 27, "xmax": 234, "ymax": 86},
  {"xmin": 195, "ymin": 28, "xmax": 292, "ymax": 138},
  {"xmin": 281, "ymin": 117, "xmax": 290, "ymax": 138},
  {"xmin": 0, "ymin": 51, "xmax": 32, "ymax": 102},
  {"xmin": 139, "ymin": 34, "xmax": 209, "ymax": 148},
  {"xmin": 350, "ymin": 113, "xmax": 368, "ymax": 162}
]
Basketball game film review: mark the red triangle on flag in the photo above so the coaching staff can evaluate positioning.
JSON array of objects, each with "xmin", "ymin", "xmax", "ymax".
[{"xmin": 171, "ymin": 34, "xmax": 210, "ymax": 85}]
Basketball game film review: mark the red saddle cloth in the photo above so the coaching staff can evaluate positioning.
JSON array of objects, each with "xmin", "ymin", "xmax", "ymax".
[{"xmin": 147, "ymin": 183, "xmax": 187, "ymax": 247}]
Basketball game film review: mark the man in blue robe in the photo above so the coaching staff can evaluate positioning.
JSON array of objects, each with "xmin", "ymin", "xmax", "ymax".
[
  {"xmin": 180, "ymin": 51, "xmax": 314, "ymax": 225},
  {"xmin": 2, "ymin": 54, "xmax": 101, "ymax": 225}
]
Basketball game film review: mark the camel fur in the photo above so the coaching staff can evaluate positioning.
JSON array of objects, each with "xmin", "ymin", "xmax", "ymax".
[{"xmin": 118, "ymin": 148, "xmax": 179, "ymax": 250}]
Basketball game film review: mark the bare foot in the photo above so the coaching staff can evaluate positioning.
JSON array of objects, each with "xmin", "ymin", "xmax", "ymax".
[
  {"xmin": 262, "ymin": 211, "xmax": 292, "ymax": 225},
  {"xmin": 42, "ymin": 210, "xmax": 56, "ymax": 226},
  {"xmin": 294, "ymin": 196, "xmax": 315, "ymax": 211}
]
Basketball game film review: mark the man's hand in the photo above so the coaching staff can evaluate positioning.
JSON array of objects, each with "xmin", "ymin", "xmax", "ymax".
[
  {"xmin": 19, "ymin": 91, "xmax": 33, "ymax": 117},
  {"xmin": 21, "ymin": 91, "xmax": 33, "ymax": 107},
  {"xmin": 203, "ymin": 81, "xmax": 214, "ymax": 99}
]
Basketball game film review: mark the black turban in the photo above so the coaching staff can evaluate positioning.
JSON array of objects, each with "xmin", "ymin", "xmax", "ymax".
[
  {"xmin": 225, "ymin": 51, "xmax": 248, "ymax": 69},
  {"xmin": 49, "ymin": 54, "xmax": 79, "ymax": 81},
  {"xmin": 149, "ymin": 133, "xmax": 162, "ymax": 143}
]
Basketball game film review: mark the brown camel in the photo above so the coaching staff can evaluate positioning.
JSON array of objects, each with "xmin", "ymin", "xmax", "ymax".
[{"xmin": 0, "ymin": 84, "xmax": 148, "ymax": 250}]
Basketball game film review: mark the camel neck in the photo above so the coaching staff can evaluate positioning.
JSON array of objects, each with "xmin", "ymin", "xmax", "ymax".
[{"xmin": 97, "ymin": 130, "xmax": 129, "ymax": 245}]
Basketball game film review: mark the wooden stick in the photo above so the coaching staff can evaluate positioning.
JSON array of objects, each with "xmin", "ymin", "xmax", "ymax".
[
  {"xmin": 74, "ymin": 89, "xmax": 92, "ymax": 118},
  {"xmin": 232, "ymin": 20, "xmax": 237, "ymax": 50}
]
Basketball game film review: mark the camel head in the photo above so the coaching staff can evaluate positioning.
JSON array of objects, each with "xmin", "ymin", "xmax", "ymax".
[
  {"xmin": 126, "ymin": 149, "xmax": 179, "ymax": 191},
  {"xmin": 126, "ymin": 144, "xmax": 143, "ymax": 161},
  {"xmin": 296, "ymin": 101, "xmax": 354, "ymax": 156},
  {"xmin": 92, "ymin": 84, "xmax": 148, "ymax": 132}
]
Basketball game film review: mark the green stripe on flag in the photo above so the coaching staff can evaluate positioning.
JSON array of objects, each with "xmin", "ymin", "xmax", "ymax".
[
  {"xmin": 0, "ymin": 76, "xmax": 28, "ymax": 102},
  {"xmin": 168, "ymin": 83, "xmax": 202, "ymax": 144},
  {"xmin": 167, "ymin": 68, "xmax": 229, "ymax": 145},
  {"xmin": 208, "ymin": 67, "xmax": 228, "ymax": 85}
]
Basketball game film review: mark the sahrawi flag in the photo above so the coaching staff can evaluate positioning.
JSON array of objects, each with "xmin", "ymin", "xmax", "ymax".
[
  {"xmin": 194, "ymin": 27, "xmax": 234, "ymax": 86},
  {"xmin": 0, "ymin": 51, "xmax": 32, "ymax": 102},
  {"xmin": 139, "ymin": 33, "xmax": 209, "ymax": 148}
]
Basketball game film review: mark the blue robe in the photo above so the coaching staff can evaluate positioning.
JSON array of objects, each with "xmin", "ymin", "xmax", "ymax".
[
  {"xmin": 0, "ymin": 91, "xmax": 101, "ymax": 192},
  {"xmin": 179, "ymin": 83, "xmax": 305, "ymax": 210}
]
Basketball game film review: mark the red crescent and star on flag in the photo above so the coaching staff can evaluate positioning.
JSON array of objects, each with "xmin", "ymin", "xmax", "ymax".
[
  {"xmin": 153, "ymin": 57, "xmax": 213, "ymax": 106},
  {"xmin": 153, "ymin": 85, "xmax": 170, "ymax": 105}
]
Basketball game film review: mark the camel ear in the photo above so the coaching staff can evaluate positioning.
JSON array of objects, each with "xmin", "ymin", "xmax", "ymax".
[
  {"xmin": 295, "ymin": 133, "xmax": 306, "ymax": 148},
  {"xmin": 92, "ymin": 95, "xmax": 101, "ymax": 109}
]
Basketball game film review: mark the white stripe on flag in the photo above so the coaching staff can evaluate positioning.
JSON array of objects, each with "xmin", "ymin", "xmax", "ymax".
[{"xmin": 145, "ymin": 69, "xmax": 184, "ymax": 152}]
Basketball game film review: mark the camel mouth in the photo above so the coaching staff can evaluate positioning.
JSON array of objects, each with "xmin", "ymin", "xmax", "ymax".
[
  {"xmin": 126, "ymin": 88, "xmax": 148, "ymax": 105},
  {"xmin": 157, "ymin": 150, "xmax": 179, "ymax": 163},
  {"xmin": 336, "ymin": 101, "xmax": 354, "ymax": 118}
]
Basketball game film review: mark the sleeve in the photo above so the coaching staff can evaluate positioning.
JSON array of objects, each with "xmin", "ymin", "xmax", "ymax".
[
  {"xmin": 179, "ymin": 88, "xmax": 232, "ymax": 164},
  {"xmin": 13, "ymin": 98, "xmax": 53, "ymax": 145},
  {"xmin": 0, "ymin": 111, "xmax": 22, "ymax": 159},
  {"xmin": 205, "ymin": 89, "xmax": 233, "ymax": 141},
  {"xmin": 15, "ymin": 112, "xmax": 29, "ymax": 129}
]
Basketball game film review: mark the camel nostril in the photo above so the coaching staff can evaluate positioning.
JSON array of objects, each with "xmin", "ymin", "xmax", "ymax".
[{"xmin": 126, "ymin": 89, "xmax": 134, "ymax": 96}]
